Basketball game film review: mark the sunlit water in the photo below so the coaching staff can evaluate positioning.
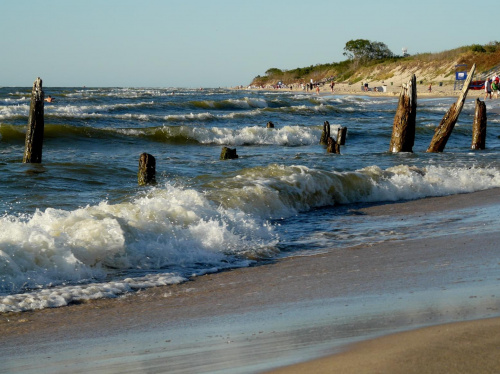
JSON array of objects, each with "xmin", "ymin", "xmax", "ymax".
[{"xmin": 1, "ymin": 86, "xmax": 499, "ymax": 312}]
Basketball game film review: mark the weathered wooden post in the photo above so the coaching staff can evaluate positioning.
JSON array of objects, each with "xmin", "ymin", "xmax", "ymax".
[
  {"xmin": 337, "ymin": 126, "xmax": 347, "ymax": 145},
  {"xmin": 320, "ymin": 121, "xmax": 330, "ymax": 145},
  {"xmin": 23, "ymin": 77, "xmax": 45, "ymax": 163},
  {"xmin": 220, "ymin": 147, "xmax": 238, "ymax": 160},
  {"xmin": 471, "ymin": 98, "xmax": 487, "ymax": 150},
  {"xmin": 427, "ymin": 64, "xmax": 476, "ymax": 153},
  {"xmin": 266, "ymin": 121, "xmax": 274, "ymax": 128},
  {"xmin": 327, "ymin": 137, "xmax": 340, "ymax": 154},
  {"xmin": 389, "ymin": 74, "xmax": 417, "ymax": 153},
  {"xmin": 138, "ymin": 153, "xmax": 156, "ymax": 186}
]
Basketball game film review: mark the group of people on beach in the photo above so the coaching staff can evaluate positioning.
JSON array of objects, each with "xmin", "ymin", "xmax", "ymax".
[{"xmin": 484, "ymin": 75, "xmax": 500, "ymax": 99}]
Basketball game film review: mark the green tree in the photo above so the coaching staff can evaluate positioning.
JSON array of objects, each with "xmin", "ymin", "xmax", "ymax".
[
  {"xmin": 343, "ymin": 39, "xmax": 394, "ymax": 61},
  {"xmin": 343, "ymin": 39, "xmax": 371, "ymax": 60},
  {"xmin": 265, "ymin": 68, "xmax": 283, "ymax": 76},
  {"xmin": 369, "ymin": 41, "xmax": 394, "ymax": 59}
]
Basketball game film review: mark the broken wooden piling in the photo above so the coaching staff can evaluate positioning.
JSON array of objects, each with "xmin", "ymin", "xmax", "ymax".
[
  {"xmin": 23, "ymin": 77, "xmax": 45, "ymax": 163},
  {"xmin": 471, "ymin": 98, "xmax": 487, "ymax": 150},
  {"xmin": 138, "ymin": 153, "xmax": 156, "ymax": 186},
  {"xmin": 337, "ymin": 126, "xmax": 347, "ymax": 145},
  {"xmin": 427, "ymin": 64, "xmax": 476, "ymax": 153},
  {"xmin": 327, "ymin": 137, "xmax": 340, "ymax": 154},
  {"xmin": 320, "ymin": 121, "xmax": 330, "ymax": 145},
  {"xmin": 220, "ymin": 147, "xmax": 238, "ymax": 160},
  {"xmin": 389, "ymin": 74, "xmax": 417, "ymax": 153}
]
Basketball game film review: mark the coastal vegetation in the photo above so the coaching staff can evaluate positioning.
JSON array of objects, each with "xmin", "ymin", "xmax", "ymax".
[{"xmin": 250, "ymin": 40, "xmax": 500, "ymax": 87}]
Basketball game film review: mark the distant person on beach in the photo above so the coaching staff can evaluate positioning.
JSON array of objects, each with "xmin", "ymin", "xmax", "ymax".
[
  {"xmin": 364, "ymin": 83, "xmax": 368, "ymax": 92},
  {"xmin": 330, "ymin": 81, "xmax": 335, "ymax": 93},
  {"xmin": 428, "ymin": 83, "xmax": 432, "ymax": 93},
  {"xmin": 316, "ymin": 85, "xmax": 320, "ymax": 95},
  {"xmin": 492, "ymin": 78, "xmax": 499, "ymax": 99},
  {"xmin": 484, "ymin": 78, "xmax": 492, "ymax": 99},
  {"xmin": 44, "ymin": 95, "xmax": 55, "ymax": 103}
]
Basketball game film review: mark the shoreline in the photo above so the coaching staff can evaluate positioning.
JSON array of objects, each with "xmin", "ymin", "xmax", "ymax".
[
  {"xmin": 1, "ymin": 188, "xmax": 500, "ymax": 373},
  {"xmin": 241, "ymin": 80, "xmax": 491, "ymax": 99}
]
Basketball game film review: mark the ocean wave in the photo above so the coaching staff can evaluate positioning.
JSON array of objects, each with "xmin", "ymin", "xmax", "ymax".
[
  {"xmin": 0, "ymin": 101, "xmax": 158, "ymax": 121},
  {"xmin": 189, "ymin": 97, "xmax": 269, "ymax": 110},
  {"xmin": 0, "ymin": 123, "xmax": 138, "ymax": 143},
  {"xmin": 151, "ymin": 125, "xmax": 323, "ymax": 145},
  {"xmin": 0, "ymin": 103, "xmax": 30, "ymax": 120},
  {"xmin": 1, "ymin": 162, "xmax": 499, "ymax": 312},
  {"xmin": 0, "ymin": 184, "xmax": 277, "ymax": 312},
  {"xmin": 203, "ymin": 163, "xmax": 500, "ymax": 220},
  {"xmin": 0, "ymin": 123, "xmax": 324, "ymax": 146},
  {"xmin": 0, "ymin": 96, "xmax": 29, "ymax": 105},
  {"xmin": 0, "ymin": 123, "xmax": 26, "ymax": 142}
]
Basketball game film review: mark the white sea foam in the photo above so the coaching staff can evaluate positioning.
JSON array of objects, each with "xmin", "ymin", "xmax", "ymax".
[
  {"xmin": 0, "ymin": 97, "xmax": 29, "ymax": 105},
  {"xmin": 0, "ymin": 102, "xmax": 157, "ymax": 121},
  {"xmin": 162, "ymin": 125, "xmax": 323, "ymax": 146},
  {"xmin": 49, "ymin": 101, "xmax": 155, "ymax": 115},
  {"xmin": 0, "ymin": 274, "xmax": 185, "ymax": 312},
  {"xmin": 165, "ymin": 112, "xmax": 216, "ymax": 121},
  {"xmin": 0, "ymin": 104, "xmax": 30, "ymax": 120},
  {"xmin": 206, "ymin": 164, "xmax": 500, "ymax": 220},
  {"xmin": 0, "ymin": 184, "xmax": 276, "ymax": 312}
]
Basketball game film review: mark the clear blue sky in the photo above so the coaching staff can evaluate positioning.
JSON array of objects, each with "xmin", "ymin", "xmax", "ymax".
[{"xmin": 1, "ymin": 0, "xmax": 496, "ymax": 88}]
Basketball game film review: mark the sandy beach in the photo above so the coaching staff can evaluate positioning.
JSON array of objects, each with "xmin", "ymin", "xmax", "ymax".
[
  {"xmin": 281, "ymin": 81, "xmax": 490, "ymax": 99},
  {"xmin": 246, "ymin": 66, "xmax": 494, "ymax": 99},
  {"xmin": 1, "ymin": 187, "xmax": 499, "ymax": 373}
]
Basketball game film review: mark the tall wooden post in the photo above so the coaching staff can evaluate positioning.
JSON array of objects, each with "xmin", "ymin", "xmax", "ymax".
[
  {"xmin": 23, "ymin": 78, "xmax": 45, "ymax": 163},
  {"xmin": 427, "ymin": 64, "xmax": 476, "ymax": 153},
  {"xmin": 320, "ymin": 121, "xmax": 330, "ymax": 145},
  {"xmin": 389, "ymin": 74, "xmax": 417, "ymax": 153},
  {"xmin": 138, "ymin": 153, "xmax": 156, "ymax": 186},
  {"xmin": 337, "ymin": 126, "xmax": 347, "ymax": 145},
  {"xmin": 471, "ymin": 98, "xmax": 487, "ymax": 150}
]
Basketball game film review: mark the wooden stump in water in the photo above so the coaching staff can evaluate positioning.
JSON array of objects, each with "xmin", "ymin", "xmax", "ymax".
[
  {"xmin": 23, "ymin": 77, "xmax": 45, "ymax": 163},
  {"xmin": 389, "ymin": 74, "xmax": 416, "ymax": 153},
  {"xmin": 220, "ymin": 147, "xmax": 238, "ymax": 160},
  {"xmin": 427, "ymin": 64, "xmax": 476, "ymax": 153},
  {"xmin": 138, "ymin": 153, "xmax": 156, "ymax": 186},
  {"xmin": 337, "ymin": 126, "xmax": 347, "ymax": 145},
  {"xmin": 266, "ymin": 121, "xmax": 274, "ymax": 128},
  {"xmin": 320, "ymin": 121, "xmax": 330, "ymax": 145},
  {"xmin": 327, "ymin": 137, "xmax": 340, "ymax": 154},
  {"xmin": 471, "ymin": 98, "xmax": 487, "ymax": 150}
]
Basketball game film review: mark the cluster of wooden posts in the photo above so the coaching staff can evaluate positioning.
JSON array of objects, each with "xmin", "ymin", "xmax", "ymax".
[
  {"xmin": 22, "ymin": 66, "xmax": 487, "ymax": 186},
  {"xmin": 390, "ymin": 64, "xmax": 487, "ymax": 153},
  {"xmin": 318, "ymin": 64, "xmax": 486, "ymax": 155}
]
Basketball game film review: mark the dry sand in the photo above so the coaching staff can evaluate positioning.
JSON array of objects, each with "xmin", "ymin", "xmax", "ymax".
[
  {"xmin": 1, "ymin": 190, "xmax": 499, "ymax": 373},
  {"xmin": 268, "ymin": 317, "xmax": 500, "ymax": 374}
]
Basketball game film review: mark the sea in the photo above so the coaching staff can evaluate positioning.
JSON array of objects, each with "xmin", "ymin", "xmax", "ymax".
[{"xmin": 1, "ymin": 86, "xmax": 499, "ymax": 313}]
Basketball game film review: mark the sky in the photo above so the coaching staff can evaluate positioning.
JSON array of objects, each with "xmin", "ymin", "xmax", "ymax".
[{"xmin": 1, "ymin": 0, "xmax": 497, "ymax": 88}]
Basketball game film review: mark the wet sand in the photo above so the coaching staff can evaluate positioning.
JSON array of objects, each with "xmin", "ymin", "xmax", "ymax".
[{"xmin": 1, "ymin": 189, "xmax": 499, "ymax": 373}]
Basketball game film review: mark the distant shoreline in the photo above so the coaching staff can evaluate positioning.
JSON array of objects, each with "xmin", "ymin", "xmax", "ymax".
[{"xmin": 239, "ymin": 81, "xmax": 489, "ymax": 99}]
